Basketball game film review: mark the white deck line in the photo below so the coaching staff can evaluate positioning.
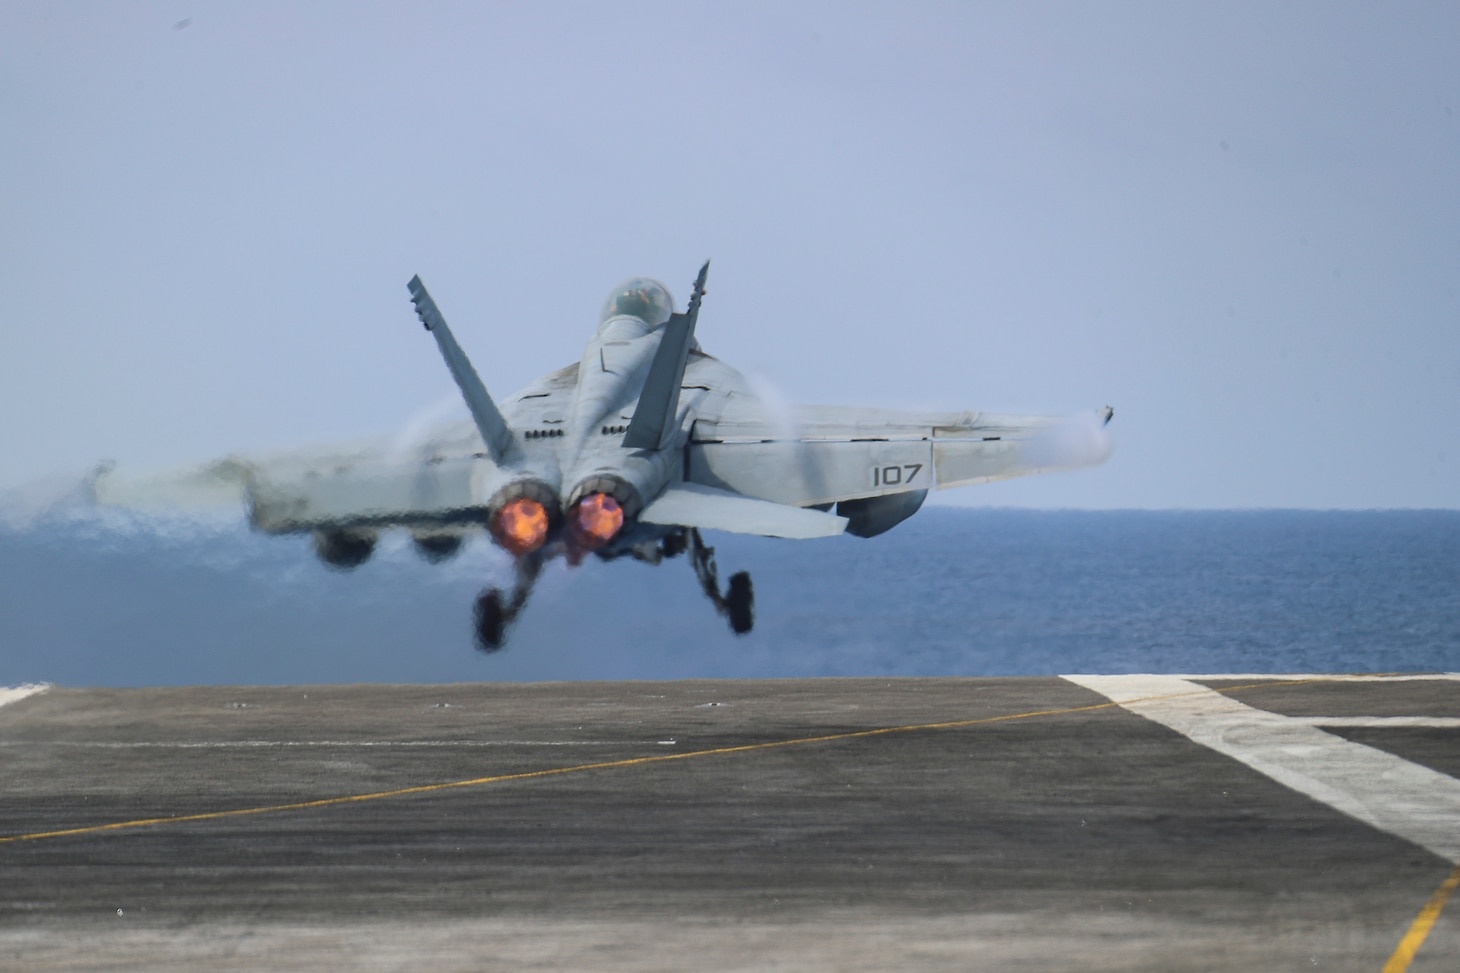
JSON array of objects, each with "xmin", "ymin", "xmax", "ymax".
[
  {"xmin": 1157, "ymin": 673, "xmax": 1460, "ymax": 683},
  {"xmin": 1294, "ymin": 716, "xmax": 1460, "ymax": 729},
  {"xmin": 0, "ymin": 685, "xmax": 49, "ymax": 710},
  {"xmin": 1065, "ymin": 674, "xmax": 1460, "ymax": 864}
]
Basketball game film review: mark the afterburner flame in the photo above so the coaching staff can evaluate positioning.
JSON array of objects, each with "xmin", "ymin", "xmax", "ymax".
[
  {"xmin": 491, "ymin": 498, "xmax": 550, "ymax": 555},
  {"xmin": 571, "ymin": 492, "xmax": 624, "ymax": 549}
]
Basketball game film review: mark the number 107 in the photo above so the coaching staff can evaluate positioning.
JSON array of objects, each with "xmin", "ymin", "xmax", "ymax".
[{"xmin": 872, "ymin": 463, "xmax": 923, "ymax": 487}]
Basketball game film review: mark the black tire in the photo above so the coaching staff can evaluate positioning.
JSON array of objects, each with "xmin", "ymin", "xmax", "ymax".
[
  {"xmin": 661, "ymin": 530, "xmax": 688, "ymax": 559},
  {"xmin": 474, "ymin": 589, "xmax": 508, "ymax": 652},
  {"xmin": 726, "ymin": 571, "xmax": 754, "ymax": 635}
]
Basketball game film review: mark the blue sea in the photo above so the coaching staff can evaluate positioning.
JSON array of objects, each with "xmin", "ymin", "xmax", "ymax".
[{"xmin": 1, "ymin": 509, "xmax": 1457, "ymax": 687}]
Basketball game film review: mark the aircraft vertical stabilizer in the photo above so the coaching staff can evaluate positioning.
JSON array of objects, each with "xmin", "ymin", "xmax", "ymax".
[
  {"xmin": 622, "ymin": 261, "xmax": 709, "ymax": 451},
  {"xmin": 408, "ymin": 275, "xmax": 515, "ymax": 463},
  {"xmin": 92, "ymin": 261, "xmax": 1110, "ymax": 653}
]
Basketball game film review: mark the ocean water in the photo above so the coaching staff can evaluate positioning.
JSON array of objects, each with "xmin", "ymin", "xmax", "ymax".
[{"xmin": 1, "ymin": 509, "xmax": 1456, "ymax": 687}]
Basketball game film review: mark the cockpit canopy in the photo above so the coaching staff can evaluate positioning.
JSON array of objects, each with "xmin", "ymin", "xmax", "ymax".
[{"xmin": 599, "ymin": 277, "xmax": 675, "ymax": 329}]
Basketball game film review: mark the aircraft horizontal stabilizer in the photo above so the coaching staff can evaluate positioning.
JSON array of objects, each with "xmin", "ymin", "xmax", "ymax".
[{"xmin": 640, "ymin": 482, "xmax": 847, "ymax": 539}]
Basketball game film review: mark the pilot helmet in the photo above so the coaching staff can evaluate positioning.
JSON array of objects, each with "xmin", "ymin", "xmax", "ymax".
[{"xmin": 599, "ymin": 278, "xmax": 674, "ymax": 328}]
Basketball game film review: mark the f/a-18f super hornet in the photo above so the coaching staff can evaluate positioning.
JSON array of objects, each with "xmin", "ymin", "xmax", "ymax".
[{"xmin": 94, "ymin": 263, "xmax": 1112, "ymax": 650}]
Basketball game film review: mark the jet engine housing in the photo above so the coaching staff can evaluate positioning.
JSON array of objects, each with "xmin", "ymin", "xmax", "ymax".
[
  {"xmin": 313, "ymin": 527, "xmax": 378, "ymax": 569},
  {"xmin": 412, "ymin": 530, "xmax": 465, "ymax": 562}
]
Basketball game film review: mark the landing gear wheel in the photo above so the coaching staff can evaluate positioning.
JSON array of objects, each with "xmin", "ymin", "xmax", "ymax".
[
  {"xmin": 474, "ymin": 589, "xmax": 507, "ymax": 652},
  {"xmin": 726, "ymin": 571, "xmax": 754, "ymax": 635},
  {"xmin": 661, "ymin": 530, "xmax": 688, "ymax": 560}
]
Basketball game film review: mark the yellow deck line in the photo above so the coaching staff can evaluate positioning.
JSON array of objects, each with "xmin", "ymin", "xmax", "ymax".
[
  {"xmin": 0, "ymin": 677, "xmax": 1328, "ymax": 845},
  {"xmin": 4, "ymin": 675, "xmax": 1450, "ymax": 969},
  {"xmin": 0, "ymin": 699, "xmax": 1121, "ymax": 843},
  {"xmin": 1382, "ymin": 864, "xmax": 1460, "ymax": 973}
]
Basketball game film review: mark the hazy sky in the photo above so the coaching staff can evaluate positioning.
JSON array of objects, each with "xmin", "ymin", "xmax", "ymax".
[{"xmin": 3, "ymin": 2, "xmax": 1457, "ymax": 508}]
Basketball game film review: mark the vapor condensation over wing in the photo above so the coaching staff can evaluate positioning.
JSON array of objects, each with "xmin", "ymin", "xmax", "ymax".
[{"xmin": 1020, "ymin": 411, "xmax": 1116, "ymax": 473}]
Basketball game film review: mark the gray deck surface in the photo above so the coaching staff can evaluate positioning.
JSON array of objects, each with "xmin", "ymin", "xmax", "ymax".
[{"xmin": 1, "ymin": 676, "xmax": 1456, "ymax": 972}]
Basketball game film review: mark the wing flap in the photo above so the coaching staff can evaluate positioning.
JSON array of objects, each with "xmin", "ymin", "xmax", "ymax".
[
  {"xmin": 689, "ymin": 406, "xmax": 1112, "ymax": 501},
  {"xmin": 640, "ymin": 482, "xmax": 847, "ymax": 539},
  {"xmin": 934, "ymin": 410, "xmax": 1114, "ymax": 488},
  {"xmin": 688, "ymin": 439, "xmax": 934, "ymax": 507}
]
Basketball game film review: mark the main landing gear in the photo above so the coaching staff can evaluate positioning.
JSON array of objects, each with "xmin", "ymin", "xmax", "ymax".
[
  {"xmin": 686, "ymin": 528, "xmax": 755, "ymax": 636},
  {"xmin": 473, "ymin": 550, "xmax": 545, "ymax": 652},
  {"xmin": 470, "ymin": 527, "xmax": 756, "ymax": 652}
]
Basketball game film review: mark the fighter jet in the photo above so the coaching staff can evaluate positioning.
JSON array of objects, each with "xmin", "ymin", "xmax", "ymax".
[{"xmin": 93, "ymin": 263, "xmax": 1113, "ymax": 650}]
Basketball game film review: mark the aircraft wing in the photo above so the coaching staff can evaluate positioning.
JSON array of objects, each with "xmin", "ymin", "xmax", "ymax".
[
  {"xmin": 86, "ymin": 456, "xmax": 258, "ymax": 513},
  {"xmin": 685, "ymin": 404, "xmax": 1114, "ymax": 507},
  {"xmin": 87, "ymin": 420, "xmax": 513, "ymax": 535}
]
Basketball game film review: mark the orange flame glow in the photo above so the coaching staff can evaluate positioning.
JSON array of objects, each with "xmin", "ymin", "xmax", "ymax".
[
  {"xmin": 571, "ymin": 493, "xmax": 624, "ymax": 549},
  {"xmin": 491, "ymin": 498, "xmax": 550, "ymax": 555}
]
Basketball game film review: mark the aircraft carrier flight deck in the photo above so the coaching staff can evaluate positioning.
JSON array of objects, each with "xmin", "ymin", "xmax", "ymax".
[{"xmin": 2, "ymin": 675, "xmax": 1457, "ymax": 972}]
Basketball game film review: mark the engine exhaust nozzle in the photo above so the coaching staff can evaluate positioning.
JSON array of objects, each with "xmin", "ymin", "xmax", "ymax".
[
  {"xmin": 487, "ymin": 479, "xmax": 560, "ymax": 556},
  {"xmin": 491, "ymin": 498, "xmax": 550, "ymax": 555},
  {"xmin": 569, "ymin": 492, "xmax": 625, "ymax": 550}
]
